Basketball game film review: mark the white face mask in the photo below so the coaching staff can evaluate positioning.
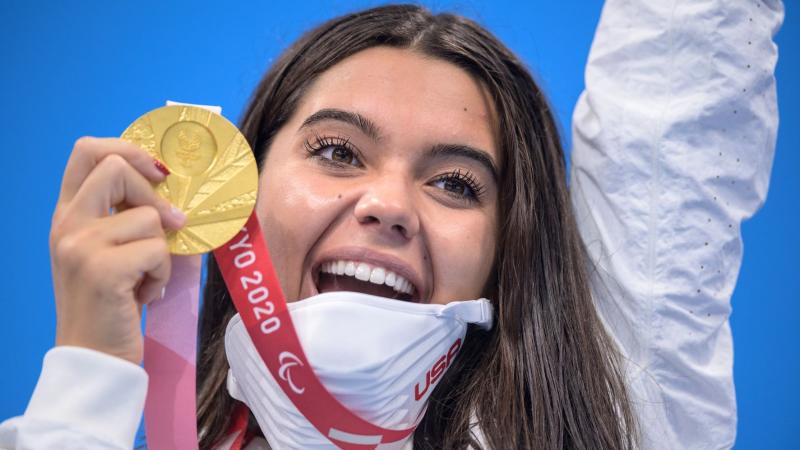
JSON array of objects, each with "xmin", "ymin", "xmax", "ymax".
[{"xmin": 224, "ymin": 291, "xmax": 494, "ymax": 449}]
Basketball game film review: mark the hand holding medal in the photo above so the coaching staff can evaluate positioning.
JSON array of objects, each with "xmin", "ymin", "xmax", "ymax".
[
  {"xmin": 49, "ymin": 137, "xmax": 186, "ymax": 366},
  {"xmin": 49, "ymin": 103, "xmax": 259, "ymax": 449}
]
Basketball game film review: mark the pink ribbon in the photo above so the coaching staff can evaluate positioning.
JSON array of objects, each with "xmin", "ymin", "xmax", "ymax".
[{"xmin": 143, "ymin": 254, "xmax": 202, "ymax": 450}]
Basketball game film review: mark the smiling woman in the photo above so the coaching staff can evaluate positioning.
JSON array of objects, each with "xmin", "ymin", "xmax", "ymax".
[{"xmin": 196, "ymin": 7, "xmax": 635, "ymax": 449}]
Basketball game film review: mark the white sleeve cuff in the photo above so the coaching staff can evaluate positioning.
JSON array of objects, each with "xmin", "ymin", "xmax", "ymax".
[{"xmin": 24, "ymin": 346, "xmax": 148, "ymax": 449}]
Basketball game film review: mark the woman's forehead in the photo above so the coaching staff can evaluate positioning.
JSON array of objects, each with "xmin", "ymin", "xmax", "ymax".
[{"xmin": 293, "ymin": 47, "xmax": 499, "ymax": 162}]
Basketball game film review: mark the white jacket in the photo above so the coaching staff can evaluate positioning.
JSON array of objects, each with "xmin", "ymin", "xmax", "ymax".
[
  {"xmin": 571, "ymin": 0, "xmax": 782, "ymax": 448},
  {"xmin": 0, "ymin": 0, "xmax": 784, "ymax": 448}
]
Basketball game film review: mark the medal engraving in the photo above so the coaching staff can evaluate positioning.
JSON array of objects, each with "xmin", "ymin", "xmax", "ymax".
[{"xmin": 161, "ymin": 121, "xmax": 217, "ymax": 176}]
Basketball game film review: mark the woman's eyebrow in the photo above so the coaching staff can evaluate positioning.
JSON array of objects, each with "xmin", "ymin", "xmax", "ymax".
[
  {"xmin": 427, "ymin": 143, "xmax": 498, "ymax": 182},
  {"xmin": 299, "ymin": 108, "xmax": 381, "ymax": 141}
]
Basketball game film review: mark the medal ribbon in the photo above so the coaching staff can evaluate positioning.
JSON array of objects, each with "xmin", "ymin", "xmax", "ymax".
[
  {"xmin": 214, "ymin": 212, "xmax": 416, "ymax": 449},
  {"xmin": 143, "ymin": 255, "xmax": 202, "ymax": 450}
]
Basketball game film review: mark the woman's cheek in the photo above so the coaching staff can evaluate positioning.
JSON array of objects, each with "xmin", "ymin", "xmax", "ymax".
[
  {"xmin": 255, "ymin": 165, "xmax": 310, "ymax": 300},
  {"xmin": 430, "ymin": 217, "xmax": 496, "ymax": 302},
  {"xmin": 256, "ymin": 163, "xmax": 349, "ymax": 299},
  {"xmin": 255, "ymin": 195, "xmax": 299, "ymax": 299}
]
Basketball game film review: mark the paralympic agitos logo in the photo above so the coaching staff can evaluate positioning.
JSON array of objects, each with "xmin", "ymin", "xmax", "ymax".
[{"xmin": 278, "ymin": 351, "xmax": 306, "ymax": 394}]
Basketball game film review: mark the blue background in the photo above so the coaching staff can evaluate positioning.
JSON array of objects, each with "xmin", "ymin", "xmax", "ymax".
[{"xmin": 0, "ymin": 1, "xmax": 796, "ymax": 447}]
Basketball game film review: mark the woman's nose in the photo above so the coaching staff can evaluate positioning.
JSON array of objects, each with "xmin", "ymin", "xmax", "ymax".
[{"xmin": 353, "ymin": 178, "xmax": 420, "ymax": 240}]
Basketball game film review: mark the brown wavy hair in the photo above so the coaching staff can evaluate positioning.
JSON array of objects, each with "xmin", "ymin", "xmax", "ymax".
[{"xmin": 196, "ymin": 4, "xmax": 637, "ymax": 449}]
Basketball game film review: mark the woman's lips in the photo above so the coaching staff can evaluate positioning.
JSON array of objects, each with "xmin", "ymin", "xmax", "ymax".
[
  {"xmin": 320, "ymin": 260, "xmax": 415, "ymax": 295},
  {"xmin": 309, "ymin": 247, "xmax": 427, "ymax": 302}
]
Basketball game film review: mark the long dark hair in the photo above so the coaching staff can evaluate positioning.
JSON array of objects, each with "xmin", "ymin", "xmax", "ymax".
[{"xmin": 196, "ymin": 4, "xmax": 637, "ymax": 449}]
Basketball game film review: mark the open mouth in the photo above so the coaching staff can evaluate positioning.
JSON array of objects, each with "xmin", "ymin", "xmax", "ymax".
[{"xmin": 314, "ymin": 260, "xmax": 418, "ymax": 302}]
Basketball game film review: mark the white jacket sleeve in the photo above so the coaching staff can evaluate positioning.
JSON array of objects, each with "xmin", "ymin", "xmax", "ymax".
[
  {"xmin": 570, "ymin": 1, "xmax": 783, "ymax": 449},
  {"xmin": 0, "ymin": 347, "xmax": 148, "ymax": 449}
]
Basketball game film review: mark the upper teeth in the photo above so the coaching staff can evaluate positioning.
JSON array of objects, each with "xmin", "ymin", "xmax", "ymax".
[{"xmin": 320, "ymin": 260, "xmax": 415, "ymax": 296}]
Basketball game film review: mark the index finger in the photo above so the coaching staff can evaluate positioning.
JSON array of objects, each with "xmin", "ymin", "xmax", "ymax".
[{"xmin": 58, "ymin": 137, "xmax": 168, "ymax": 206}]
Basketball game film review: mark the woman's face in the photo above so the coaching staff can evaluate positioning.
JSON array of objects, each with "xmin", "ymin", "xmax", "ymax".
[{"xmin": 255, "ymin": 47, "xmax": 499, "ymax": 304}]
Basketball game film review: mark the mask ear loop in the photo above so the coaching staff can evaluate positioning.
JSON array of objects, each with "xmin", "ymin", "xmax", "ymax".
[
  {"xmin": 226, "ymin": 368, "xmax": 245, "ymax": 402},
  {"xmin": 437, "ymin": 298, "xmax": 494, "ymax": 330}
]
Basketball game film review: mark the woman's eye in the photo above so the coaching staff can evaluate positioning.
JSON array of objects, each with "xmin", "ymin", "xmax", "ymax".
[
  {"xmin": 431, "ymin": 169, "xmax": 485, "ymax": 203},
  {"xmin": 320, "ymin": 145, "xmax": 359, "ymax": 165},
  {"xmin": 433, "ymin": 177, "xmax": 474, "ymax": 197},
  {"xmin": 305, "ymin": 136, "xmax": 362, "ymax": 167}
]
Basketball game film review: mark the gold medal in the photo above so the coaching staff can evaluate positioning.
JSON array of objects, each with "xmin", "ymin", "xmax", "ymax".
[{"xmin": 122, "ymin": 105, "xmax": 258, "ymax": 255}]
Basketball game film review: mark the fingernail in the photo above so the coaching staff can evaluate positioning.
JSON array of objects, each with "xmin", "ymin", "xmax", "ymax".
[
  {"xmin": 171, "ymin": 205, "xmax": 186, "ymax": 223},
  {"xmin": 153, "ymin": 158, "xmax": 170, "ymax": 176}
]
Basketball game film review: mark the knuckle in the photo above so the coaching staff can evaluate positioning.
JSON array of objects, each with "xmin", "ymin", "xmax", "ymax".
[
  {"xmin": 99, "ymin": 153, "xmax": 128, "ymax": 175},
  {"xmin": 49, "ymin": 203, "xmax": 84, "ymax": 252},
  {"xmin": 54, "ymin": 231, "xmax": 87, "ymax": 267},
  {"xmin": 73, "ymin": 136, "xmax": 96, "ymax": 153},
  {"xmin": 148, "ymin": 238, "xmax": 171, "ymax": 268},
  {"xmin": 154, "ymin": 238, "xmax": 170, "ymax": 259},
  {"xmin": 138, "ymin": 206, "xmax": 163, "ymax": 231}
]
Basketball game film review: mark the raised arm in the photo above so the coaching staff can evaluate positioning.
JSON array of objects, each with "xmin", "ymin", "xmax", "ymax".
[{"xmin": 569, "ymin": 1, "xmax": 784, "ymax": 448}]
